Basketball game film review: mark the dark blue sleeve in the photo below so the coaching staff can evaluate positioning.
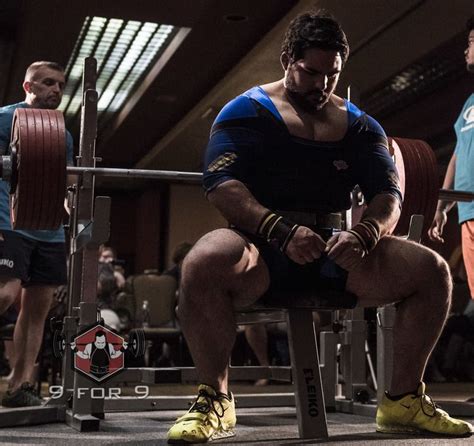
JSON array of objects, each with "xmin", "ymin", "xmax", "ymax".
[
  {"xmin": 351, "ymin": 115, "xmax": 402, "ymax": 205},
  {"xmin": 0, "ymin": 110, "xmax": 13, "ymax": 154},
  {"xmin": 203, "ymin": 95, "xmax": 263, "ymax": 195}
]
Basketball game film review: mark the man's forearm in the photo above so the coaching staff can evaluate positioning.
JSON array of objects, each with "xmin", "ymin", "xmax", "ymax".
[
  {"xmin": 361, "ymin": 193, "xmax": 401, "ymax": 237},
  {"xmin": 207, "ymin": 180, "xmax": 269, "ymax": 233},
  {"xmin": 437, "ymin": 153, "xmax": 457, "ymax": 213}
]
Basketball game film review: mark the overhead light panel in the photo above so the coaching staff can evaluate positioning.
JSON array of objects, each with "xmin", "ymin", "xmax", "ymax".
[{"xmin": 59, "ymin": 16, "xmax": 180, "ymax": 128}]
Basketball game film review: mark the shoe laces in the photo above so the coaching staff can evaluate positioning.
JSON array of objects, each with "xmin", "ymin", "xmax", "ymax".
[
  {"xmin": 188, "ymin": 388, "xmax": 226, "ymax": 419},
  {"xmin": 19, "ymin": 383, "xmax": 40, "ymax": 403},
  {"xmin": 414, "ymin": 393, "xmax": 441, "ymax": 417},
  {"xmin": 20, "ymin": 382, "xmax": 38, "ymax": 393}
]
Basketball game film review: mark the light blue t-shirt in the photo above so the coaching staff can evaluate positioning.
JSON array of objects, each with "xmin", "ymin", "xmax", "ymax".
[
  {"xmin": 454, "ymin": 93, "xmax": 474, "ymax": 224},
  {"xmin": 0, "ymin": 102, "xmax": 74, "ymax": 242}
]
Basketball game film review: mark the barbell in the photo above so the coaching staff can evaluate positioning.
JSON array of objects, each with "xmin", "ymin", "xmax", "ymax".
[
  {"xmin": 1, "ymin": 108, "xmax": 473, "ymax": 234},
  {"xmin": 52, "ymin": 328, "xmax": 146, "ymax": 359}
]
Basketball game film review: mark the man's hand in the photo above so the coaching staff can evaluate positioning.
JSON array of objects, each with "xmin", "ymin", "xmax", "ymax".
[
  {"xmin": 428, "ymin": 209, "xmax": 448, "ymax": 242},
  {"xmin": 326, "ymin": 231, "xmax": 366, "ymax": 271},
  {"xmin": 285, "ymin": 226, "xmax": 326, "ymax": 264},
  {"xmin": 70, "ymin": 341, "xmax": 76, "ymax": 350}
]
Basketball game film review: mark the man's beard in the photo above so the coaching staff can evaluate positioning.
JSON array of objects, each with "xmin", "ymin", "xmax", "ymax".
[
  {"xmin": 467, "ymin": 63, "xmax": 474, "ymax": 73},
  {"xmin": 39, "ymin": 95, "xmax": 61, "ymax": 109},
  {"xmin": 285, "ymin": 76, "xmax": 327, "ymax": 114}
]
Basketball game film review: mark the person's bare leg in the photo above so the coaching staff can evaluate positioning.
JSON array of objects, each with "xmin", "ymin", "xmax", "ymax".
[
  {"xmin": 9, "ymin": 285, "xmax": 55, "ymax": 390},
  {"xmin": 346, "ymin": 237, "xmax": 451, "ymax": 395},
  {"xmin": 244, "ymin": 324, "xmax": 270, "ymax": 385},
  {"xmin": 4, "ymin": 340, "xmax": 15, "ymax": 371},
  {"xmin": 245, "ymin": 324, "xmax": 269, "ymax": 366},
  {"xmin": 178, "ymin": 229, "xmax": 270, "ymax": 394}
]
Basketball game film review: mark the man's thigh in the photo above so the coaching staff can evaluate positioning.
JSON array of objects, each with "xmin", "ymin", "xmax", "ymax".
[
  {"xmin": 346, "ymin": 236, "xmax": 444, "ymax": 307},
  {"xmin": 27, "ymin": 240, "xmax": 67, "ymax": 287}
]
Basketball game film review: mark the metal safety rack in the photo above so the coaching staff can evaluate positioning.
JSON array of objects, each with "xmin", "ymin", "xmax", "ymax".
[{"xmin": 0, "ymin": 57, "xmax": 106, "ymax": 430}]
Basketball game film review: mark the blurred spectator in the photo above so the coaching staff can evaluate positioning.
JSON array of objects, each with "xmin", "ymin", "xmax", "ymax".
[
  {"xmin": 99, "ymin": 245, "xmax": 126, "ymax": 289},
  {"xmin": 98, "ymin": 245, "xmax": 127, "ymax": 331},
  {"xmin": 163, "ymin": 242, "xmax": 193, "ymax": 284}
]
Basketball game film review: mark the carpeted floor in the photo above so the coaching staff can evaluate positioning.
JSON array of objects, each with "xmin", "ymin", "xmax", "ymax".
[
  {"xmin": 0, "ymin": 407, "xmax": 473, "ymax": 445},
  {"xmin": 0, "ymin": 382, "xmax": 474, "ymax": 445}
]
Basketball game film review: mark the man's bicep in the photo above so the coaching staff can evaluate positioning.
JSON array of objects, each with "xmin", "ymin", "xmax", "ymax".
[{"xmin": 354, "ymin": 144, "xmax": 402, "ymax": 205}]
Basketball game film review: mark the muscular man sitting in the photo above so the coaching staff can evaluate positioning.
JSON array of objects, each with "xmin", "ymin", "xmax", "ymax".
[{"xmin": 167, "ymin": 11, "xmax": 473, "ymax": 443}]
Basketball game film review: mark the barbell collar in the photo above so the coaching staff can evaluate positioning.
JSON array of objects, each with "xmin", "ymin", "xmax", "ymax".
[{"xmin": 0, "ymin": 156, "xmax": 11, "ymax": 183}]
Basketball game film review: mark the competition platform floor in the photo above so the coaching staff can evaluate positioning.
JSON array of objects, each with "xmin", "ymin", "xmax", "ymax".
[{"xmin": 0, "ymin": 383, "xmax": 473, "ymax": 445}]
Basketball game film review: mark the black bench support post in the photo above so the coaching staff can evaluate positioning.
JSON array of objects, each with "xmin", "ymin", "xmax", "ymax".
[{"xmin": 287, "ymin": 308, "xmax": 328, "ymax": 439}]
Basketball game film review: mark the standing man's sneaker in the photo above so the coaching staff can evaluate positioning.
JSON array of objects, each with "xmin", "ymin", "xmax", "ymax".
[
  {"xmin": 377, "ymin": 382, "xmax": 473, "ymax": 437},
  {"xmin": 1, "ymin": 382, "xmax": 43, "ymax": 407},
  {"xmin": 167, "ymin": 384, "xmax": 236, "ymax": 443}
]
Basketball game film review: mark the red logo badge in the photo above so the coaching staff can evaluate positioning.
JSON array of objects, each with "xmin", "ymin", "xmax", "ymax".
[{"xmin": 71, "ymin": 323, "xmax": 127, "ymax": 383}]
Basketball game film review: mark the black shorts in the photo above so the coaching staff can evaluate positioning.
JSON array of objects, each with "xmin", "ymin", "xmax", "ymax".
[
  {"xmin": 0, "ymin": 230, "xmax": 67, "ymax": 287},
  {"xmin": 236, "ymin": 228, "xmax": 357, "ymax": 309}
]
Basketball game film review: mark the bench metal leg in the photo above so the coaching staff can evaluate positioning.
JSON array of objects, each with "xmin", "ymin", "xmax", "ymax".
[
  {"xmin": 319, "ymin": 330, "xmax": 338, "ymax": 410},
  {"xmin": 341, "ymin": 309, "xmax": 368, "ymax": 400},
  {"xmin": 287, "ymin": 309, "xmax": 328, "ymax": 439},
  {"xmin": 377, "ymin": 305, "xmax": 396, "ymax": 403}
]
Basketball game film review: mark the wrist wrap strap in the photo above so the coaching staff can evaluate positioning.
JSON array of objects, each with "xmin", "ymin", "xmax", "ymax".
[
  {"xmin": 348, "ymin": 218, "xmax": 381, "ymax": 255},
  {"xmin": 257, "ymin": 211, "xmax": 299, "ymax": 252}
]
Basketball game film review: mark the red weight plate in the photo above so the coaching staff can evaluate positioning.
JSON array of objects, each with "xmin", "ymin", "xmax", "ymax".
[
  {"xmin": 399, "ymin": 139, "xmax": 436, "ymax": 237},
  {"xmin": 38, "ymin": 110, "xmax": 52, "ymax": 229},
  {"xmin": 401, "ymin": 138, "xmax": 424, "ymax": 226},
  {"xmin": 29, "ymin": 109, "xmax": 45, "ymax": 230},
  {"xmin": 44, "ymin": 110, "xmax": 67, "ymax": 229},
  {"xmin": 9, "ymin": 112, "xmax": 21, "ymax": 226},
  {"xmin": 11, "ymin": 108, "xmax": 35, "ymax": 228},
  {"xmin": 399, "ymin": 138, "xmax": 424, "ymax": 234},
  {"xmin": 392, "ymin": 138, "xmax": 439, "ymax": 237},
  {"xmin": 392, "ymin": 138, "xmax": 417, "ymax": 234},
  {"xmin": 411, "ymin": 140, "xmax": 438, "ymax": 236},
  {"xmin": 41, "ymin": 110, "xmax": 55, "ymax": 229},
  {"xmin": 10, "ymin": 108, "xmax": 67, "ymax": 230},
  {"xmin": 387, "ymin": 138, "xmax": 405, "ymax": 234},
  {"xmin": 24, "ymin": 108, "xmax": 40, "ymax": 229}
]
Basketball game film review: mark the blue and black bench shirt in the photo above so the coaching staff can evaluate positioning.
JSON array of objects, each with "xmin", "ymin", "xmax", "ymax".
[{"xmin": 203, "ymin": 86, "xmax": 402, "ymax": 213}]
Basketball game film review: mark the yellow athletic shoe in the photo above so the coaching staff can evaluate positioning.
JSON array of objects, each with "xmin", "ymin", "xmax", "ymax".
[
  {"xmin": 167, "ymin": 384, "xmax": 236, "ymax": 443},
  {"xmin": 376, "ymin": 382, "xmax": 473, "ymax": 437}
]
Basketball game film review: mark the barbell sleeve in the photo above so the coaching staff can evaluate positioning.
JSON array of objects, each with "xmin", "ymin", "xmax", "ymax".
[
  {"xmin": 439, "ymin": 189, "xmax": 474, "ymax": 203},
  {"xmin": 67, "ymin": 166, "xmax": 202, "ymax": 183}
]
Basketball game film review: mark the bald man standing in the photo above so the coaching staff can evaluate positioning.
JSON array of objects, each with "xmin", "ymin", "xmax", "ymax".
[{"xmin": 0, "ymin": 61, "xmax": 74, "ymax": 407}]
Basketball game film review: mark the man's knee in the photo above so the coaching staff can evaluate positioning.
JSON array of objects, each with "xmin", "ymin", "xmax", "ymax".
[
  {"xmin": 421, "ymin": 250, "xmax": 452, "ymax": 306},
  {"xmin": 0, "ymin": 292, "xmax": 17, "ymax": 310},
  {"xmin": 0, "ymin": 279, "xmax": 21, "ymax": 310},
  {"xmin": 182, "ymin": 230, "xmax": 246, "ymax": 284}
]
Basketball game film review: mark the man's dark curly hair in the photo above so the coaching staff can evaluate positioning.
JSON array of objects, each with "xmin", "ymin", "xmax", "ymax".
[
  {"xmin": 281, "ymin": 11, "xmax": 349, "ymax": 65},
  {"xmin": 467, "ymin": 15, "xmax": 474, "ymax": 32}
]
